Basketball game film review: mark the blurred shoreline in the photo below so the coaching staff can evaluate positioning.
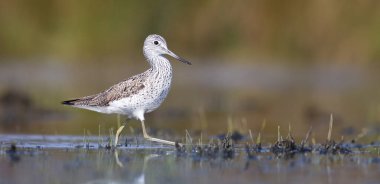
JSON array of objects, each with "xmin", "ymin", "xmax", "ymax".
[{"xmin": 0, "ymin": 60, "xmax": 379, "ymax": 139}]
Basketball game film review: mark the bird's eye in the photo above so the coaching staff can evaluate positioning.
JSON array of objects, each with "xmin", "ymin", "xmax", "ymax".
[{"xmin": 154, "ymin": 41, "xmax": 159, "ymax": 45}]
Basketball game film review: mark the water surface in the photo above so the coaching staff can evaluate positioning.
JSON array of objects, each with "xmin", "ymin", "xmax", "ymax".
[{"xmin": 1, "ymin": 134, "xmax": 379, "ymax": 184}]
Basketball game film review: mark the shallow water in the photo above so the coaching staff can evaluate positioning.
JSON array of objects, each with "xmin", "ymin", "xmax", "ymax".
[{"xmin": 1, "ymin": 134, "xmax": 379, "ymax": 184}]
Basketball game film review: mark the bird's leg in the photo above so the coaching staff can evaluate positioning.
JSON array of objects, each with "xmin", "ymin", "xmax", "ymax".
[
  {"xmin": 114, "ymin": 121, "xmax": 127, "ymax": 147},
  {"xmin": 140, "ymin": 120, "xmax": 177, "ymax": 146}
]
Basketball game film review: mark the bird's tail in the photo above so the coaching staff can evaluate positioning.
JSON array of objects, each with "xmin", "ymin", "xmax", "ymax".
[
  {"xmin": 61, "ymin": 94, "xmax": 97, "ymax": 106},
  {"xmin": 61, "ymin": 99, "xmax": 80, "ymax": 105}
]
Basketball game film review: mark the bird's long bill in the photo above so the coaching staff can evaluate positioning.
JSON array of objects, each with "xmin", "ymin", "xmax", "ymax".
[{"xmin": 166, "ymin": 49, "xmax": 192, "ymax": 65}]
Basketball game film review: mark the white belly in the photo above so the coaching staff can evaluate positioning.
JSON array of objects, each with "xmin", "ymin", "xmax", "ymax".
[{"xmin": 108, "ymin": 84, "xmax": 170, "ymax": 119}]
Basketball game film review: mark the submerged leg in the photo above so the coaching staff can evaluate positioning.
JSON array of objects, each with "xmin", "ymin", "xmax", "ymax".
[
  {"xmin": 140, "ymin": 120, "xmax": 176, "ymax": 146},
  {"xmin": 114, "ymin": 124, "xmax": 126, "ymax": 147}
]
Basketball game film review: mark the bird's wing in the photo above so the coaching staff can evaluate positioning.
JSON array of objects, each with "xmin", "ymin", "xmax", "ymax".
[{"xmin": 62, "ymin": 72, "xmax": 148, "ymax": 106}]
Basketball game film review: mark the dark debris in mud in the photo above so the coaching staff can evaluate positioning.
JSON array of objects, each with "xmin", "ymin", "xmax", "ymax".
[
  {"xmin": 174, "ymin": 124, "xmax": 377, "ymax": 161},
  {"xmin": 175, "ymin": 136, "xmax": 235, "ymax": 160},
  {"xmin": 6, "ymin": 144, "xmax": 21, "ymax": 162},
  {"xmin": 317, "ymin": 140, "xmax": 352, "ymax": 155},
  {"xmin": 3, "ymin": 143, "xmax": 47, "ymax": 163},
  {"xmin": 245, "ymin": 128, "xmax": 356, "ymax": 159},
  {"xmin": 270, "ymin": 132, "xmax": 313, "ymax": 157},
  {"xmin": 174, "ymin": 126, "xmax": 368, "ymax": 161}
]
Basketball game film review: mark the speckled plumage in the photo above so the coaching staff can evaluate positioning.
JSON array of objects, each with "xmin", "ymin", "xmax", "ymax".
[{"xmin": 62, "ymin": 34, "xmax": 191, "ymax": 122}]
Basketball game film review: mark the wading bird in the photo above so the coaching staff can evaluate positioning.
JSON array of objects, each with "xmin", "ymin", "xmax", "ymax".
[{"xmin": 62, "ymin": 34, "xmax": 191, "ymax": 146}]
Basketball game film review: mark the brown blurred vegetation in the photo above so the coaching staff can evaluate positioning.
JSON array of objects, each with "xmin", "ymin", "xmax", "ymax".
[{"xmin": 0, "ymin": 1, "xmax": 380, "ymax": 64}]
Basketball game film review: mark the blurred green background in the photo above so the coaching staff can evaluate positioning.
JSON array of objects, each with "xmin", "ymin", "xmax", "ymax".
[{"xmin": 1, "ymin": 1, "xmax": 380, "ymax": 140}]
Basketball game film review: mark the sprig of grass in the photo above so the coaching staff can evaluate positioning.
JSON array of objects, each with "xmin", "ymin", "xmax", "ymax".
[{"xmin": 327, "ymin": 114, "xmax": 333, "ymax": 142}]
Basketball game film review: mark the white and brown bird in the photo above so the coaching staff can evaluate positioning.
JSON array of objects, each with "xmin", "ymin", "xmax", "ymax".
[{"xmin": 62, "ymin": 34, "xmax": 191, "ymax": 146}]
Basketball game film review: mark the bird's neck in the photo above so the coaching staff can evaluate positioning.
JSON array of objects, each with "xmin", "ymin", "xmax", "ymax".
[{"xmin": 148, "ymin": 56, "xmax": 172, "ymax": 74}]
